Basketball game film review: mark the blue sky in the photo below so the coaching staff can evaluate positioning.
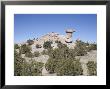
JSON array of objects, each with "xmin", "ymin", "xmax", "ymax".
[{"xmin": 14, "ymin": 14, "xmax": 97, "ymax": 43}]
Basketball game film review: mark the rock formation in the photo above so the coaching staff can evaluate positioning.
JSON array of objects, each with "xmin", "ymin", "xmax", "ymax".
[{"xmin": 23, "ymin": 29, "xmax": 76, "ymax": 53}]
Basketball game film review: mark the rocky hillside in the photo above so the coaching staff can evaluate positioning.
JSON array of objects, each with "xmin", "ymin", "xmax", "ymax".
[
  {"xmin": 14, "ymin": 32, "xmax": 97, "ymax": 76},
  {"xmin": 18, "ymin": 32, "xmax": 76, "ymax": 53}
]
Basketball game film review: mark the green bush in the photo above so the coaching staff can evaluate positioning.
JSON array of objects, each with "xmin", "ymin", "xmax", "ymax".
[
  {"xmin": 14, "ymin": 44, "xmax": 20, "ymax": 49},
  {"xmin": 27, "ymin": 39, "xmax": 34, "ymax": 45},
  {"xmin": 74, "ymin": 40, "xmax": 87, "ymax": 56},
  {"xmin": 45, "ymin": 58, "xmax": 83, "ymax": 76},
  {"xmin": 91, "ymin": 43, "xmax": 97, "ymax": 50},
  {"xmin": 48, "ymin": 48, "xmax": 60, "ymax": 59},
  {"xmin": 87, "ymin": 61, "xmax": 97, "ymax": 76},
  {"xmin": 43, "ymin": 41, "xmax": 52, "ymax": 49},
  {"xmin": 14, "ymin": 50, "xmax": 25, "ymax": 76},
  {"xmin": 25, "ymin": 51, "xmax": 34, "ymax": 58},
  {"xmin": 55, "ymin": 40, "xmax": 61, "ymax": 43},
  {"xmin": 45, "ymin": 58, "xmax": 57, "ymax": 73},
  {"xmin": 87, "ymin": 43, "xmax": 97, "ymax": 51},
  {"xmin": 41, "ymin": 50, "xmax": 48, "ymax": 55},
  {"xmin": 34, "ymin": 51, "xmax": 40, "ymax": 57},
  {"xmin": 57, "ymin": 42, "xmax": 67, "ymax": 49},
  {"xmin": 21, "ymin": 60, "xmax": 44, "ymax": 76},
  {"xmin": 67, "ymin": 49, "xmax": 76, "ymax": 59},
  {"xmin": 20, "ymin": 44, "xmax": 31, "ymax": 54},
  {"xmin": 48, "ymin": 46, "xmax": 75, "ymax": 60},
  {"xmin": 14, "ymin": 49, "xmax": 44, "ymax": 76},
  {"xmin": 55, "ymin": 59, "xmax": 83, "ymax": 76}
]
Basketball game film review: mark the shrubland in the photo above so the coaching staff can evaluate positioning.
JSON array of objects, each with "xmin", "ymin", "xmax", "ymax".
[{"xmin": 14, "ymin": 40, "xmax": 97, "ymax": 76}]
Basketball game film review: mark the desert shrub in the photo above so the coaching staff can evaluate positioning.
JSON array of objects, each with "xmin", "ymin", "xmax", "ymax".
[
  {"xmin": 47, "ymin": 48, "xmax": 67, "ymax": 59},
  {"xmin": 27, "ymin": 39, "xmax": 34, "ymax": 45},
  {"xmin": 57, "ymin": 42, "xmax": 67, "ymax": 49},
  {"xmin": 43, "ymin": 41, "xmax": 52, "ymax": 49},
  {"xmin": 74, "ymin": 40, "xmax": 87, "ymax": 56},
  {"xmin": 48, "ymin": 48, "xmax": 60, "ymax": 59},
  {"xmin": 91, "ymin": 43, "xmax": 97, "ymax": 50},
  {"xmin": 22, "ymin": 60, "xmax": 44, "ymax": 76},
  {"xmin": 30, "ymin": 61, "xmax": 44, "ymax": 76},
  {"xmin": 55, "ymin": 59, "xmax": 83, "ymax": 76},
  {"xmin": 87, "ymin": 61, "xmax": 97, "ymax": 75},
  {"xmin": 67, "ymin": 49, "xmax": 76, "ymax": 59},
  {"xmin": 14, "ymin": 44, "xmax": 20, "ymax": 49},
  {"xmin": 55, "ymin": 40, "xmax": 61, "ymax": 43},
  {"xmin": 34, "ymin": 51, "xmax": 40, "ymax": 57},
  {"xmin": 14, "ymin": 50, "xmax": 25, "ymax": 76},
  {"xmin": 48, "ymin": 46, "xmax": 75, "ymax": 60},
  {"xmin": 88, "ymin": 43, "xmax": 97, "ymax": 51},
  {"xmin": 45, "ymin": 58, "xmax": 83, "ymax": 76},
  {"xmin": 25, "ymin": 51, "xmax": 34, "ymax": 58},
  {"xmin": 45, "ymin": 58, "xmax": 57, "ymax": 73},
  {"xmin": 41, "ymin": 50, "xmax": 48, "ymax": 55},
  {"xmin": 33, "ymin": 38, "xmax": 35, "ymax": 40},
  {"xmin": 48, "ymin": 43, "xmax": 75, "ymax": 59},
  {"xmin": 80, "ymin": 42, "xmax": 97, "ymax": 52},
  {"xmin": 14, "ymin": 50, "xmax": 44, "ymax": 76},
  {"xmin": 20, "ymin": 44, "xmax": 31, "ymax": 54}
]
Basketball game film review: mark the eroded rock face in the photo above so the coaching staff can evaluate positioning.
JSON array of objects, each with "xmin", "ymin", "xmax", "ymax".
[
  {"xmin": 36, "ymin": 32, "xmax": 73, "ymax": 44},
  {"xmin": 23, "ymin": 31, "xmax": 76, "ymax": 53}
]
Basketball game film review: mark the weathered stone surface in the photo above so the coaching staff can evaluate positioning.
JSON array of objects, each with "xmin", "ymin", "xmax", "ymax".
[{"xmin": 27, "ymin": 31, "xmax": 76, "ymax": 53}]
